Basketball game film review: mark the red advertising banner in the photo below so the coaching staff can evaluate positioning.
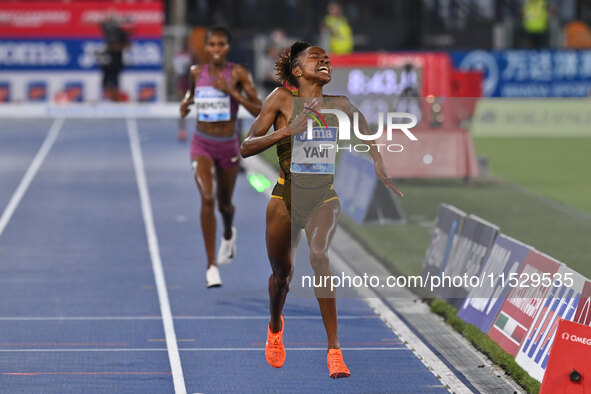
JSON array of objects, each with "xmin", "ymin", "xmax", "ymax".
[
  {"xmin": 378, "ymin": 128, "xmax": 480, "ymax": 179},
  {"xmin": 488, "ymin": 251, "xmax": 562, "ymax": 356},
  {"xmin": 0, "ymin": 1, "xmax": 163, "ymax": 38},
  {"xmin": 539, "ymin": 319, "xmax": 591, "ymax": 393},
  {"xmin": 574, "ymin": 281, "xmax": 591, "ymax": 326}
]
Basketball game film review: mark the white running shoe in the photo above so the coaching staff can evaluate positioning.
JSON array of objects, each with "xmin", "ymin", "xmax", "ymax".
[
  {"xmin": 206, "ymin": 265, "xmax": 222, "ymax": 288},
  {"xmin": 217, "ymin": 227, "xmax": 236, "ymax": 265}
]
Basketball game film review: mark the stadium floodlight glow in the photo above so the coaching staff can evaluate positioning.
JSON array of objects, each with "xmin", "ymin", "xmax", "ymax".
[{"xmin": 248, "ymin": 173, "xmax": 272, "ymax": 193}]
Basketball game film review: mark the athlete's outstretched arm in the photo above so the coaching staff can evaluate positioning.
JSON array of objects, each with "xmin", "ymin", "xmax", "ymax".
[
  {"xmin": 240, "ymin": 89, "xmax": 317, "ymax": 158},
  {"xmin": 180, "ymin": 65, "xmax": 200, "ymax": 118},
  {"xmin": 345, "ymin": 98, "xmax": 404, "ymax": 197}
]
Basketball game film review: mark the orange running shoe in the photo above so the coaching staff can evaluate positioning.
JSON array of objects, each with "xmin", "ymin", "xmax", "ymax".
[
  {"xmin": 265, "ymin": 315, "xmax": 285, "ymax": 368},
  {"xmin": 327, "ymin": 348, "xmax": 351, "ymax": 379}
]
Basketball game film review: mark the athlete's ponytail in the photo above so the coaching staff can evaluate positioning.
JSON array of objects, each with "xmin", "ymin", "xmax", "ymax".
[{"xmin": 275, "ymin": 41, "xmax": 312, "ymax": 88}]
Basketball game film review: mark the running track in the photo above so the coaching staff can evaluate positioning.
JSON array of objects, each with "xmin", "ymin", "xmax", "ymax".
[{"xmin": 0, "ymin": 117, "xmax": 453, "ymax": 393}]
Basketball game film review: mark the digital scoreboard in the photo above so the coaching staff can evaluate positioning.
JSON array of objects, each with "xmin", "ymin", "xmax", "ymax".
[{"xmin": 325, "ymin": 66, "xmax": 422, "ymax": 126}]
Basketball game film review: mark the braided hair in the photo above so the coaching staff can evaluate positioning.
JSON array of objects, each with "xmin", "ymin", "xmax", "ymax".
[{"xmin": 274, "ymin": 41, "xmax": 312, "ymax": 88}]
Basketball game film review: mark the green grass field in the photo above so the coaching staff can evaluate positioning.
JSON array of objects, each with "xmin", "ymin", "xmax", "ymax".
[
  {"xmin": 340, "ymin": 136, "xmax": 591, "ymax": 280},
  {"xmin": 475, "ymin": 137, "xmax": 591, "ymax": 214}
]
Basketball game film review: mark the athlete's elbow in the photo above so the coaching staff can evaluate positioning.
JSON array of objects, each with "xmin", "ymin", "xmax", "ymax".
[{"xmin": 240, "ymin": 142, "xmax": 253, "ymax": 158}]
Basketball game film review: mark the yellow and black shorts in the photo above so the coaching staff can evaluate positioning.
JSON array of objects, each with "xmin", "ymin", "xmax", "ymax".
[{"xmin": 271, "ymin": 177, "xmax": 339, "ymax": 228}]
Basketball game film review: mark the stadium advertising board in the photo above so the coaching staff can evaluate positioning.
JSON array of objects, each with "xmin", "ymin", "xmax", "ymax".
[
  {"xmin": 471, "ymin": 99, "xmax": 591, "ymax": 137},
  {"xmin": 539, "ymin": 320, "xmax": 591, "ymax": 393},
  {"xmin": 333, "ymin": 152, "xmax": 378, "ymax": 224},
  {"xmin": 439, "ymin": 215, "xmax": 499, "ymax": 307},
  {"xmin": 573, "ymin": 280, "xmax": 591, "ymax": 326},
  {"xmin": 421, "ymin": 204, "xmax": 466, "ymax": 284},
  {"xmin": 458, "ymin": 235, "xmax": 532, "ymax": 333},
  {"xmin": 488, "ymin": 251, "xmax": 562, "ymax": 356},
  {"xmin": 452, "ymin": 50, "xmax": 591, "ymax": 97},
  {"xmin": 515, "ymin": 266, "xmax": 587, "ymax": 381},
  {"xmin": 0, "ymin": 1, "xmax": 163, "ymax": 102}
]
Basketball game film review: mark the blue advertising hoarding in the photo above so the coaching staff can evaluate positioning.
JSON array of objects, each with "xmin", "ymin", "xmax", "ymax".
[
  {"xmin": 0, "ymin": 39, "xmax": 162, "ymax": 71},
  {"xmin": 333, "ymin": 151, "xmax": 378, "ymax": 224},
  {"xmin": 451, "ymin": 50, "xmax": 591, "ymax": 97},
  {"xmin": 458, "ymin": 234, "xmax": 531, "ymax": 333}
]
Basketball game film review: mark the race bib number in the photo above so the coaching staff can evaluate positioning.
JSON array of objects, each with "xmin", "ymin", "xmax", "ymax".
[
  {"xmin": 291, "ymin": 127, "xmax": 338, "ymax": 174},
  {"xmin": 194, "ymin": 87, "xmax": 230, "ymax": 122}
]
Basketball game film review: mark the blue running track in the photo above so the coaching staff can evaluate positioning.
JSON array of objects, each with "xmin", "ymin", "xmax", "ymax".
[{"xmin": 0, "ymin": 117, "xmax": 450, "ymax": 393}]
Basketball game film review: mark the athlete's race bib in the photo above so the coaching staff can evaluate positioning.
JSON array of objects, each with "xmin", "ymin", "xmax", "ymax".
[
  {"xmin": 194, "ymin": 86, "xmax": 230, "ymax": 122},
  {"xmin": 291, "ymin": 127, "xmax": 338, "ymax": 174}
]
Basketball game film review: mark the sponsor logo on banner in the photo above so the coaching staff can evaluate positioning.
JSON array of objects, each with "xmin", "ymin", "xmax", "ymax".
[
  {"xmin": 539, "ymin": 320, "xmax": 591, "ymax": 393},
  {"xmin": 0, "ymin": 40, "xmax": 162, "ymax": 71},
  {"xmin": 137, "ymin": 81, "xmax": 156, "ymax": 103},
  {"xmin": 574, "ymin": 280, "xmax": 591, "ymax": 326},
  {"xmin": 452, "ymin": 50, "xmax": 591, "ymax": 97},
  {"xmin": 0, "ymin": 2, "xmax": 163, "ymax": 102},
  {"xmin": 27, "ymin": 81, "xmax": 47, "ymax": 101},
  {"xmin": 0, "ymin": 2, "xmax": 163, "ymax": 38},
  {"xmin": 458, "ymin": 235, "xmax": 531, "ymax": 333},
  {"xmin": 439, "ymin": 214, "xmax": 499, "ymax": 307},
  {"xmin": 64, "ymin": 81, "xmax": 83, "ymax": 102},
  {"xmin": 488, "ymin": 251, "xmax": 562, "ymax": 356},
  {"xmin": 516, "ymin": 266, "xmax": 586, "ymax": 381},
  {"xmin": 421, "ymin": 204, "xmax": 466, "ymax": 283},
  {"xmin": 471, "ymin": 99, "xmax": 591, "ymax": 138},
  {"xmin": 0, "ymin": 82, "xmax": 10, "ymax": 102},
  {"xmin": 560, "ymin": 332, "xmax": 591, "ymax": 344}
]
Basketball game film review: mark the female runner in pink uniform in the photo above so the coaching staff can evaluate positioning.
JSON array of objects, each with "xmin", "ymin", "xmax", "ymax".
[{"xmin": 180, "ymin": 26, "xmax": 261, "ymax": 287}]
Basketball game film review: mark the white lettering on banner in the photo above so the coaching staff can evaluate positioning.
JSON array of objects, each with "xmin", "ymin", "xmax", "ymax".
[
  {"xmin": 0, "ymin": 42, "xmax": 68, "ymax": 66},
  {"xmin": 446, "ymin": 236, "xmax": 488, "ymax": 279},
  {"xmin": 508, "ymin": 265, "xmax": 546, "ymax": 317},
  {"xmin": 78, "ymin": 42, "xmax": 162, "ymax": 69},
  {"xmin": 575, "ymin": 297, "xmax": 590, "ymax": 326},
  {"xmin": 424, "ymin": 228, "xmax": 448, "ymax": 271},
  {"xmin": 561, "ymin": 333, "xmax": 591, "ymax": 345},
  {"xmin": 0, "ymin": 11, "xmax": 70, "ymax": 27},
  {"xmin": 462, "ymin": 244, "xmax": 511, "ymax": 313},
  {"xmin": 580, "ymin": 52, "xmax": 591, "ymax": 78},
  {"xmin": 123, "ymin": 42, "xmax": 162, "ymax": 66},
  {"xmin": 503, "ymin": 52, "xmax": 529, "ymax": 81},
  {"xmin": 78, "ymin": 42, "xmax": 104, "ymax": 69},
  {"xmin": 554, "ymin": 52, "xmax": 578, "ymax": 79},
  {"xmin": 81, "ymin": 10, "xmax": 163, "ymax": 25},
  {"xmin": 501, "ymin": 84, "xmax": 550, "ymax": 97},
  {"xmin": 529, "ymin": 51, "xmax": 553, "ymax": 81}
]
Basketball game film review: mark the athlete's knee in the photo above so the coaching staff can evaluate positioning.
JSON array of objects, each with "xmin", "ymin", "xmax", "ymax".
[
  {"xmin": 218, "ymin": 202, "xmax": 234, "ymax": 216},
  {"xmin": 271, "ymin": 266, "xmax": 293, "ymax": 289},
  {"xmin": 201, "ymin": 194, "xmax": 215, "ymax": 210},
  {"xmin": 310, "ymin": 248, "xmax": 330, "ymax": 273}
]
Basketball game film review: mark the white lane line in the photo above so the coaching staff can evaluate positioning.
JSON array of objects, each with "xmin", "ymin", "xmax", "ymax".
[
  {"xmin": 127, "ymin": 118, "xmax": 186, "ymax": 394},
  {"xmin": 0, "ymin": 347, "xmax": 407, "ymax": 353},
  {"xmin": 0, "ymin": 315, "xmax": 379, "ymax": 321},
  {"xmin": 330, "ymin": 251, "xmax": 472, "ymax": 393},
  {"xmin": 0, "ymin": 118, "xmax": 64, "ymax": 238}
]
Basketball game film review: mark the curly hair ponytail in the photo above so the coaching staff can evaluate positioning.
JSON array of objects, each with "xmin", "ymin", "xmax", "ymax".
[{"xmin": 274, "ymin": 41, "xmax": 312, "ymax": 88}]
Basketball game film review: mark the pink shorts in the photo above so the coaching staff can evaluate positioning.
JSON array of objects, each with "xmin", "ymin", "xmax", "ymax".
[{"xmin": 190, "ymin": 130, "xmax": 240, "ymax": 169}]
